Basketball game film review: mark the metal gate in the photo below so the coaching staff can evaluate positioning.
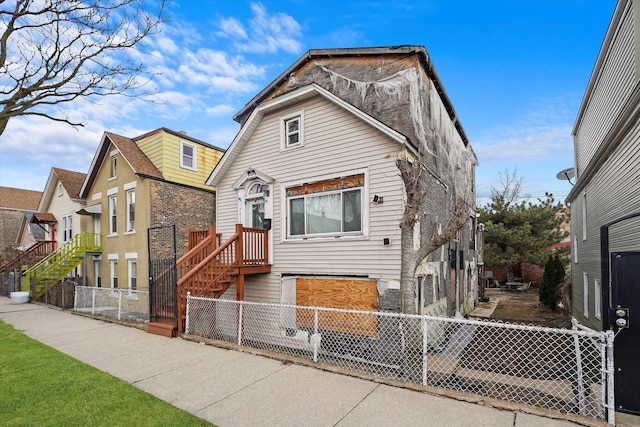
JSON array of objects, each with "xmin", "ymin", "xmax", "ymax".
[
  {"xmin": 148, "ymin": 225, "xmax": 177, "ymax": 325},
  {"xmin": 601, "ymin": 212, "xmax": 640, "ymax": 416},
  {"xmin": 610, "ymin": 252, "xmax": 640, "ymax": 415}
]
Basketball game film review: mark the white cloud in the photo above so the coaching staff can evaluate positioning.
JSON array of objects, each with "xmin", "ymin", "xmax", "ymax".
[
  {"xmin": 219, "ymin": 17, "xmax": 248, "ymax": 40},
  {"xmin": 217, "ymin": 2, "xmax": 303, "ymax": 54},
  {"xmin": 0, "ymin": 116, "xmax": 103, "ymax": 190},
  {"xmin": 205, "ymin": 104, "xmax": 235, "ymax": 117}
]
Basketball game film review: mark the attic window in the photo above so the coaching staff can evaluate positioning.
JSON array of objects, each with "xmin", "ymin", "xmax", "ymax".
[
  {"xmin": 110, "ymin": 155, "xmax": 117, "ymax": 178},
  {"xmin": 181, "ymin": 141, "xmax": 196, "ymax": 170},
  {"xmin": 280, "ymin": 110, "xmax": 304, "ymax": 150},
  {"xmin": 58, "ymin": 183, "xmax": 63, "ymax": 196}
]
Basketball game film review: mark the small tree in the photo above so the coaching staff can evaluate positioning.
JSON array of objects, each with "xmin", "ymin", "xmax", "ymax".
[
  {"xmin": 479, "ymin": 169, "xmax": 567, "ymax": 269},
  {"xmin": 0, "ymin": 0, "xmax": 166, "ymax": 136},
  {"xmin": 539, "ymin": 254, "xmax": 565, "ymax": 311}
]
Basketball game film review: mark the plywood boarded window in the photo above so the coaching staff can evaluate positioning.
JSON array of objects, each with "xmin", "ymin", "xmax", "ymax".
[
  {"xmin": 295, "ymin": 277, "xmax": 378, "ymax": 337},
  {"xmin": 286, "ymin": 173, "xmax": 364, "ymax": 238}
]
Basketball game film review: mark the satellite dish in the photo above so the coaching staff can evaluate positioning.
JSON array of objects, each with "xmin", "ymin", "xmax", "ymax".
[{"xmin": 556, "ymin": 167, "xmax": 575, "ymax": 185}]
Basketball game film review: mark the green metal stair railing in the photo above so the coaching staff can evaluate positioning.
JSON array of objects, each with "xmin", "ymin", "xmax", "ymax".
[{"xmin": 23, "ymin": 233, "xmax": 102, "ymax": 298}]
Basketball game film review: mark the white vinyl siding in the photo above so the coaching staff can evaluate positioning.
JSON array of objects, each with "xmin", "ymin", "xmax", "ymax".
[{"xmin": 215, "ymin": 95, "xmax": 444, "ymax": 302}]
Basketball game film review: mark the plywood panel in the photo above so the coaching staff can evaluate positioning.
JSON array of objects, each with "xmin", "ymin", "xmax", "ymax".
[{"xmin": 296, "ymin": 278, "xmax": 378, "ymax": 337}]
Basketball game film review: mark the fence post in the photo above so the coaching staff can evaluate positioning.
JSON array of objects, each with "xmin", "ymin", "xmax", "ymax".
[
  {"xmin": 185, "ymin": 292, "xmax": 191, "ymax": 334},
  {"xmin": 422, "ymin": 315, "xmax": 428, "ymax": 387},
  {"xmin": 313, "ymin": 308, "xmax": 319, "ymax": 363},
  {"xmin": 237, "ymin": 301, "xmax": 244, "ymax": 346},
  {"xmin": 91, "ymin": 287, "xmax": 96, "ymax": 315},
  {"xmin": 73, "ymin": 285, "xmax": 78, "ymax": 310},
  {"xmin": 572, "ymin": 320, "xmax": 586, "ymax": 415},
  {"xmin": 605, "ymin": 330, "xmax": 616, "ymax": 426},
  {"xmin": 118, "ymin": 289, "xmax": 122, "ymax": 320}
]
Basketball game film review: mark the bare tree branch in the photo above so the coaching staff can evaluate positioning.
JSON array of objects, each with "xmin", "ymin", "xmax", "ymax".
[{"xmin": 0, "ymin": 0, "xmax": 165, "ymax": 136}]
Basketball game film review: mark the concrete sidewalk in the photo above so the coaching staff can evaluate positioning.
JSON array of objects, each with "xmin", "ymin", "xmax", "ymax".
[{"xmin": 0, "ymin": 297, "xmax": 597, "ymax": 427}]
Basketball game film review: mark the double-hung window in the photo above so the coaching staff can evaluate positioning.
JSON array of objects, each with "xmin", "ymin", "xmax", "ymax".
[
  {"xmin": 181, "ymin": 141, "xmax": 196, "ymax": 170},
  {"xmin": 126, "ymin": 190, "xmax": 135, "ymax": 232},
  {"xmin": 281, "ymin": 110, "xmax": 304, "ymax": 150},
  {"xmin": 286, "ymin": 173, "xmax": 364, "ymax": 239},
  {"xmin": 111, "ymin": 259, "xmax": 118, "ymax": 289},
  {"xmin": 109, "ymin": 195, "xmax": 117, "ymax": 234},
  {"xmin": 62, "ymin": 215, "xmax": 73, "ymax": 242},
  {"xmin": 95, "ymin": 260, "xmax": 102, "ymax": 288},
  {"xmin": 125, "ymin": 252, "xmax": 138, "ymax": 291}
]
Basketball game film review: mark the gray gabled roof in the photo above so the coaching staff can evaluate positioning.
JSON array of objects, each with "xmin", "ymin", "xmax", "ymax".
[{"xmin": 233, "ymin": 45, "xmax": 469, "ymax": 147}]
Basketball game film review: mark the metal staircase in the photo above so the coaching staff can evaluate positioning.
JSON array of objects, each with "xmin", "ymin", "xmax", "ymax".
[{"xmin": 23, "ymin": 233, "xmax": 101, "ymax": 298}]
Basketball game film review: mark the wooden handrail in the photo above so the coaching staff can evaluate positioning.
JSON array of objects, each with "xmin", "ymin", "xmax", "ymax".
[
  {"xmin": 178, "ymin": 232, "xmax": 239, "ymax": 285},
  {"xmin": 0, "ymin": 240, "xmax": 56, "ymax": 273}
]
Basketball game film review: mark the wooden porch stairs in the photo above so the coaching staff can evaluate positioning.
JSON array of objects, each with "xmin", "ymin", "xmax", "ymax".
[
  {"xmin": 0, "ymin": 240, "xmax": 56, "ymax": 276},
  {"xmin": 147, "ymin": 225, "xmax": 270, "ymax": 337}
]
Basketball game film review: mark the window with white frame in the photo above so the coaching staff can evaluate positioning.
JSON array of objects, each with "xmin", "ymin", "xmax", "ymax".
[
  {"xmin": 111, "ymin": 259, "xmax": 118, "ymax": 289},
  {"xmin": 582, "ymin": 192, "xmax": 587, "ymax": 241},
  {"xmin": 583, "ymin": 271, "xmax": 589, "ymax": 318},
  {"xmin": 110, "ymin": 155, "xmax": 117, "ymax": 178},
  {"xmin": 62, "ymin": 215, "xmax": 73, "ymax": 242},
  {"xmin": 58, "ymin": 183, "xmax": 63, "ymax": 196},
  {"xmin": 180, "ymin": 141, "xmax": 196, "ymax": 170},
  {"xmin": 128, "ymin": 258, "xmax": 137, "ymax": 291},
  {"xmin": 109, "ymin": 195, "xmax": 117, "ymax": 234},
  {"xmin": 573, "ymin": 234, "xmax": 578, "ymax": 264},
  {"xmin": 126, "ymin": 189, "xmax": 135, "ymax": 232},
  {"xmin": 594, "ymin": 278, "xmax": 601, "ymax": 319},
  {"xmin": 286, "ymin": 173, "xmax": 364, "ymax": 238},
  {"xmin": 281, "ymin": 110, "xmax": 304, "ymax": 149},
  {"xmin": 94, "ymin": 260, "xmax": 102, "ymax": 288}
]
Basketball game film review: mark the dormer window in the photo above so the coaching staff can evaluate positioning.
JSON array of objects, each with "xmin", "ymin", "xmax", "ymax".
[
  {"xmin": 280, "ymin": 110, "xmax": 304, "ymax": 150},
  {"xmin": 181, "ymin": 141, "xmax": 196, "ymax": 170}
]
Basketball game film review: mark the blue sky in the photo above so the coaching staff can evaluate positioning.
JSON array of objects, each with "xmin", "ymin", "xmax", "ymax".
[{"xmin": 0, "ymin": 0, "xmax": 616, "ymax": 205}]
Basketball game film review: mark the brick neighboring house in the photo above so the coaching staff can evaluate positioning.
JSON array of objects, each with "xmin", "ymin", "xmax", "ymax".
[
  {"xmin": 79, "ymin": 127, "xmax": 224, "ymax": 291},
  {"xmin": 0, "ymin": 186, "xmax": 41, "ymax": 263},
  {"xmin": 204, "ymin": 46, "xmax": 479, "ymax": 318}
]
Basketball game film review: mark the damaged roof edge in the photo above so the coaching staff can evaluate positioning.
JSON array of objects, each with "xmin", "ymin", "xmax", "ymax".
[{"xmin": 232, "ymin": 45, "xmax": 470, "ymax": 147}]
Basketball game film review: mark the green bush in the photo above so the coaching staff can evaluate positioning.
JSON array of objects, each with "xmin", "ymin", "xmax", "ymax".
[{"xmin": 539, "ymin": 254, "xmax": 565, "ymax": 311}]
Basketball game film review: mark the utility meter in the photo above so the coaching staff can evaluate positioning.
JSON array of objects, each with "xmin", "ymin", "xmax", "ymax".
[{"xmin": 610, "ymin": 306, "xmax": 630, "ymax": 329}]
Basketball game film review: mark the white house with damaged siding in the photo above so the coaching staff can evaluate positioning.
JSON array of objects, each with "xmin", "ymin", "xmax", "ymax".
[{"xmin": 206, "ymin": 46, "xmax": 479, "ymax": 319}]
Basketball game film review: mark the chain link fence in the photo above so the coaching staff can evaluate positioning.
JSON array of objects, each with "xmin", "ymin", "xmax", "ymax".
[
  {"xmin": 74, "ymin": 286, "xmax": 149, "ymax": 323},
  {"xmin": 186, "ymin": 295, "xmax": 612, "ymax": 423}
]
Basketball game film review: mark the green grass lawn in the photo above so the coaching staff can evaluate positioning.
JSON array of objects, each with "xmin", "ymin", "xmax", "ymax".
[{"xmin": 0, "ymin": 321, "xmax": 213, "ymax": 426}]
